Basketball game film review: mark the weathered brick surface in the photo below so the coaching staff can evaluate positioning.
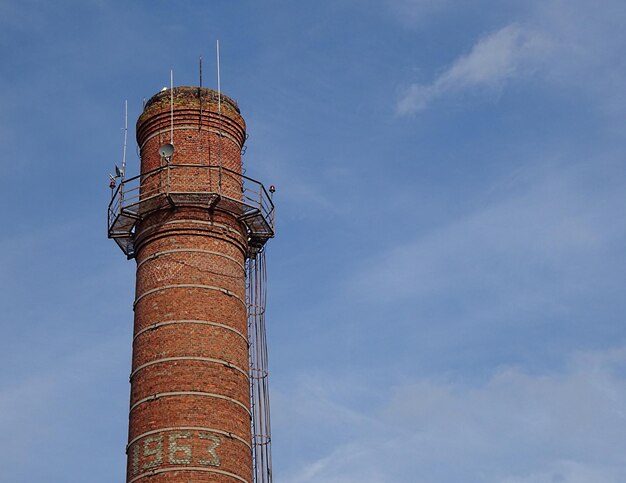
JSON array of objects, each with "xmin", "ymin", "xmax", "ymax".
[
  {"xmin": 132, "ymin": 327, "xmax": 249, "ymax": 372},
  {"xmin": 126, "ymin": 426, "xmax": 252, "ymax": 481},
  {"xmin": 127, "ymin": 87, "xmax": 252, "ymax": 483}
]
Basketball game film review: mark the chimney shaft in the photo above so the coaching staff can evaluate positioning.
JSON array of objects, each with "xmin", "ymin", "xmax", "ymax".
[{"xmin": 127, "ymin": 86, "xmax": 252, "ymax": 483}]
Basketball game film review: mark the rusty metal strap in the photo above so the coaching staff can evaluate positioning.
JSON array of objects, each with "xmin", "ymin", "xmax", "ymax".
[
  {"xmin": 139, "ymin": 124, "xmax": 242, "ymax": 151},
  {"xmin": 126, "ymin": 426, "xmax": 251, "ymax": 451},
  {"xmin": 133, "ymin": 319, "xmax": 247, "ymax": 345},
  {"xmin": 133, "ymin": 284, "xmax": 246, "ymax": 308},
  {"xmin": 128, "ymin": 466, "xmax": 249, "ymax": 483},
  {"xmin": 136, "ymin": 219, "xmax": 246, "ymax": 243},
  {"xmin": 130, "ymin": 391, "xmax": 251, "ymax": 415},
  {"xmin": 136, "ymin": 248, "xmax": 245, "ymax": 272},
  {"xmin": 130, "ymin": 356, "xmax": 249, "ymax": 380}
]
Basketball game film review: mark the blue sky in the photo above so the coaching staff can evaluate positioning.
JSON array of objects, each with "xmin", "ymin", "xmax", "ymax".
[{"xmin": 1, "ymin": 0, "xmax": 626, "ymax": 481}]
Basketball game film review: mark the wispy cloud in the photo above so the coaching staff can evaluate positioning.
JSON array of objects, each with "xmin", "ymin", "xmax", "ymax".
[
  {"xmin": 396, "ymin": 0, "xmax": 626, "ymax": 116},
  {"xmin": 397, "ymin": 24, "xmax": 551, "ymax": 115},
  {"xmin": 276, "ymin": 347, "xmax": 626, "ymax": 482},
  {"xmin": 350, "ymin": 162, "xmax": 622, "ymax": 319},
  {"xmin": 500, "ymin": 461, "xmax": 623, "ymax": 483}
]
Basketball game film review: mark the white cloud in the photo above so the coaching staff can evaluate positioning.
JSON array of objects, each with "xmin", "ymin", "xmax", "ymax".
[
  {"xmin": 397, "ymin": 24, "xmax": 551, "ymax": 114},
  {"xmin": 500, "ymin": 460, "xmax": 622, "ymax": 483},
  {"xmin": 349, "ymin": 162, "xmax": 623, "ymax": 324},
  {"xmin": 274, "ymin": 347, "xmax": 626, "ymax": 482},
  {"xmin": 288, "ymin": 445, "xmax": 387, "ymax": 483},
  {"xmin": 396, "ymin": 0, "xmax": 626, "ymax": 116}
]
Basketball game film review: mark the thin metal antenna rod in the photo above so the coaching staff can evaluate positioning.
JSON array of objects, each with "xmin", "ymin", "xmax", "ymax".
[
  {"xmin": 199, "ymin": 56, "xmax": 204, "ymax": 131},
  {"xmin": 170, "ymin": 69, "xmax": 174, "ymax": 144},
  {"xmin": 217, "ymin": 40, "xmax": 221, "ymax": 116},
  {"xmin": 199, "ymin": 56, "xmax": 203, "ymax": 88},
  {"xmin": 122, "ymin": 99, "xmax": 128, "ymax": 178},
  {"xmin": 216, "ymin": 40, "xmax": 223, "ymax": 191}
]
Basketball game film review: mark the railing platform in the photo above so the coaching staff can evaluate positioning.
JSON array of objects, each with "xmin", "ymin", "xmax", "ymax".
[{"xmin": 108, "ymin": 164, "xmax": 275, "ymax": 259}]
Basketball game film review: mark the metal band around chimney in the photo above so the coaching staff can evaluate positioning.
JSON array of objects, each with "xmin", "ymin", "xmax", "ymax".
[
  {"xmin": 128, "ymin": 467, "xmax": 249, "ymax": 483},
  {"xmin": 133, "ymin": 284, "xmax": 246, "ymax": 308},
  {"xmin": 139, "ymin": 124, "xmax": 243, "ymax": 151},
  {"xmin": 133, "ymin": 319, "xmax": 248, "ymax": 345},
  {"xmin": 130, "ymin": 356, "xmax": 249, "ymax": 380},
  {"xmin": 136, "ymin": 248, "xmax": 246, "ymax": 272},
  {"xmin": 135, "ymin": 219, "xmax": 247, "ymax": 245},
  {"xmin": 130, "ymin": 391, "xmax": 251, "ymax": 415},
  {"xmin": 127, "ymin": 426, "xmax": 252, "ymax": 451}
]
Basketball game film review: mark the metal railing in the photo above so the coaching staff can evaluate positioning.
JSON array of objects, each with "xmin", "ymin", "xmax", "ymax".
[{"xmin": 108, "ymin": 164, "xmax": 275, "ymax": 258}]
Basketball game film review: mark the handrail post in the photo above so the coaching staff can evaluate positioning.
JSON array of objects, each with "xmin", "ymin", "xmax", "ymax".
[{"xmin": 119, "ymin": 181, "xmax": 124, "ymax": 215}]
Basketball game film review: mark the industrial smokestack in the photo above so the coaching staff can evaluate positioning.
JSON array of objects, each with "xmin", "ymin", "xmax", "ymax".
[{"xmin": 108, "ymin": 85, "xmax": 275, "ymax": 483}]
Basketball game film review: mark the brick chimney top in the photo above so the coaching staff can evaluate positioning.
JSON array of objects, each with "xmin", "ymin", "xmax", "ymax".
[{"xmin": 142, "ymin": 86, "xmax": 240, "ymax": 114}]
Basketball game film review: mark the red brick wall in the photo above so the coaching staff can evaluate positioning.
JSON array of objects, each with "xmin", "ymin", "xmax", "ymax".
[{"xmin": 127, "ymin": 87, "xmax": 251, "ymax": 483}]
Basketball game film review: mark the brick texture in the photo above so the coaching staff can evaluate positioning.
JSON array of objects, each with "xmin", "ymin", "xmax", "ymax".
[{"xmin": 127, "ymin": 87, "xmax": 252, "ymax": 483}]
